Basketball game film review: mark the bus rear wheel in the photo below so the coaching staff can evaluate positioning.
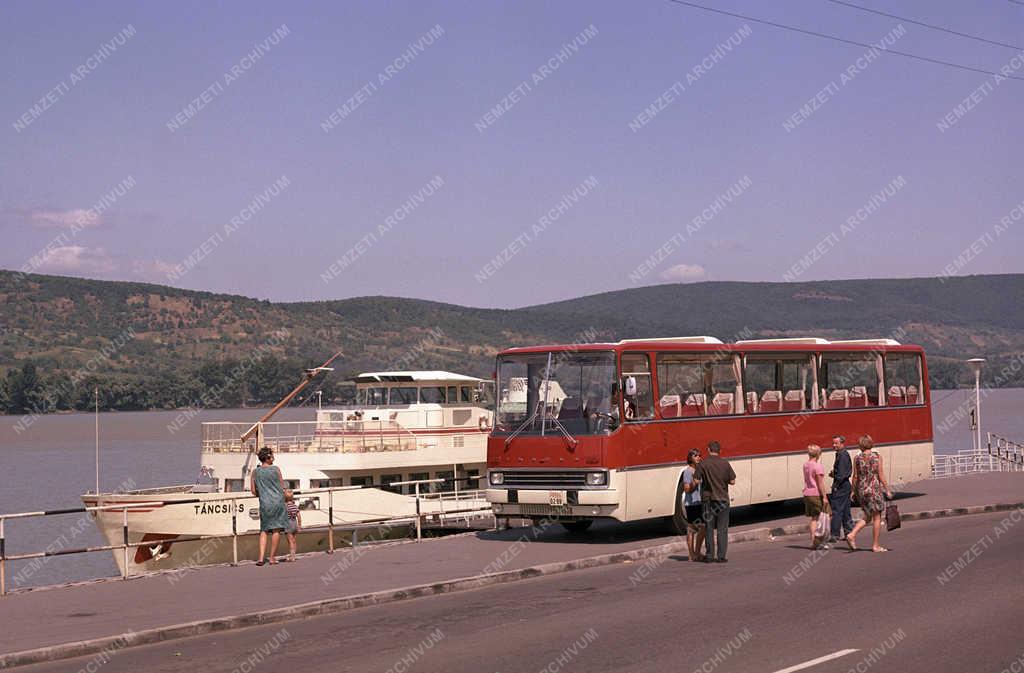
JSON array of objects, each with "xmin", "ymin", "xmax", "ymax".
[
  {"xmin": 560, "ymin": 520, "xmax": 593, "ymax": 533},
  {"xmin": 667, "ymin": 479, "xmax": 688, "ymax": 536}
]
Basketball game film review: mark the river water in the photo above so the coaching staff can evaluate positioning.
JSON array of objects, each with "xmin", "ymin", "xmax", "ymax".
[{"xmin": 0, "ymin": 390, "xmax": 1021, "ymax": 589}]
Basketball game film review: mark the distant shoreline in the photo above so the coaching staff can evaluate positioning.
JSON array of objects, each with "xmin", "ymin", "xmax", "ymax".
[{"xmin": 4, "ymin": 387, "xmax": 1021, "ymax": 419}]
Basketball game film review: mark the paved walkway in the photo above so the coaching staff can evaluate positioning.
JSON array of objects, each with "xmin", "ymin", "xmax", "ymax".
[{"xmin": 1, "ymin": 472, "xmax": 1022, "ymax": 659}]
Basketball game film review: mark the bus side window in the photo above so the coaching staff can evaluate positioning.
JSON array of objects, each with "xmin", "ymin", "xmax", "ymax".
[
  {"xmin": 820, "ymin": 354, "xmax": 881, "ymax": 408},
  {"xmin": 621, "ymin": 353, "xmax": 654, "ymax": 420},
  {"xmin": 743, "ymin": 358, "xmax": 776, "ymax": 414},
  {"xmin": 884, "ymin": 353, "xmax": 924, "ymax": 405}
]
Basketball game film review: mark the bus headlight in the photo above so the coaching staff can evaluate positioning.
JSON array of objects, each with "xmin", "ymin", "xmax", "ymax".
[
  {"xmin": 490, "ymin": 472, "xmax": 504, "ymax": 486},
  {"xmin": 585, "ymin": 472, "xmax": 607, "ymax": 486}
]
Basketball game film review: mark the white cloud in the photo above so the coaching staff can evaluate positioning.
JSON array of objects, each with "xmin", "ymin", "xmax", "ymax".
[
  {"xmin": 27, "ymin": 208, "xmax": 101, "ymax": 229},
  {"xmin": 35, "ymin": 246, "xmax": 117, "ymax": 273},
  {"xmin": 659, "ymin": 263, "xmax": 706, "ymax": 282},
  {"xmin": 131, "ymin": 259, "xmax": 178, "ymax": 279}
]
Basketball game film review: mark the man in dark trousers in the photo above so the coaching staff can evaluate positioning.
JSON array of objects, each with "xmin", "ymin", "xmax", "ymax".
[
  {"xmin": 828, "ymin": 435, "xmax": 854, "ymax": 543},
  {"xmin": 693, "ymin": 440, "xmax": 736, "ymax": 563}
]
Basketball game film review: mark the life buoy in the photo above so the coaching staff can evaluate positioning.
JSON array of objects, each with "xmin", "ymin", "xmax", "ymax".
[{"xmin": 478, "ymin": 415, "xmax": 490, "ymax": 431}]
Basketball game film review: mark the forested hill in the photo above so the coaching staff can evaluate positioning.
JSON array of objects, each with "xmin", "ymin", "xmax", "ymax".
[{"xmin": 1, "ymin": 270, "xmax": 1021, "ymax": 414}]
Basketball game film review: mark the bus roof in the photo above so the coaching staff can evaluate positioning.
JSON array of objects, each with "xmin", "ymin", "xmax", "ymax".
[{"xmin": 497, "ymin": 337, "xmax": 925, "ymax": 356}]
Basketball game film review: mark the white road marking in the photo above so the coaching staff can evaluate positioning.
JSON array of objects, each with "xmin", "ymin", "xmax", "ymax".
[{"xmin": 771, "ymin": 648, "xmax": 860, "ymax": 673}]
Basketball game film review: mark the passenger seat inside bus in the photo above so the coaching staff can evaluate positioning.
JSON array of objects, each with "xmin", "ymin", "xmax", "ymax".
[
  {"xmin": 759, "ymin": 390, "xmax": 782, "ymax": 413},
  {"xmin": 888, "ymin": 385, "xmax": 907, "ymax": 406},
  {"xmin": 682, "ymin": 393, "xmax": 706, "ymax": 416},
  {"xmin": 709, "ymin": 392, "xmax": 734, "ymax": 415},
  {"xmin": 849, "ymin": 386, "xmax": 868, "ymax": 407},
  {"xmin": 745, "ymin": 391, "xmax": 759, "ymax": 414},
  {"xmin": 826, "ymin": 389, "xmax": 849, "ymax": 409},
  {"xmin": 558, "ymin": 397, "xmax": 582, "ymax": 419},
  {"xmin": 783, "ymin": 389, "xmax": 805, "ymax": 411},
  {"xmin": 659, "ymin": 394, "xmax": 681, "ymax": 419}
]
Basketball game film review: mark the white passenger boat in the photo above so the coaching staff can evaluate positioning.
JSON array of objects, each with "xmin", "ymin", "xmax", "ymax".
[{"xmin": 82, "ymin": 369, "xmax": 493, "ymax": 576}]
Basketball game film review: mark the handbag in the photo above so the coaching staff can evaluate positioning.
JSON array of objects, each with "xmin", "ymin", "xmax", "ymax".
[
  {"xmin": 815, "ymin": 511, "xmax": 830, "ymax": 538},
  {"xmin": 885, "ymin": 502, "xmax": 901, "ymax": 531}
]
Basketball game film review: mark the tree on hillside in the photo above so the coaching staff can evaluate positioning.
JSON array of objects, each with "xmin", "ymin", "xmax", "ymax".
[{"xmin": 3, "ymin": 361, "xmax": 46, "ymax": 414}]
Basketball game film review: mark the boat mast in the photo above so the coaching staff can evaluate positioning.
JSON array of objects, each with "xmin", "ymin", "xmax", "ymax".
[
  {"xmin": 239, "ymin": 351, "xmax": 343, "ymax": 444},
  {"xmin": 94, "ymin": 386, "xmax": 99, "ymax": 494}
]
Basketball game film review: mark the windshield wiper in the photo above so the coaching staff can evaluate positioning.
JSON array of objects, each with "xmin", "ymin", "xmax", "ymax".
[{"xmin": 505, "ymin": 352, "xmax": 577, "ymax": 450}]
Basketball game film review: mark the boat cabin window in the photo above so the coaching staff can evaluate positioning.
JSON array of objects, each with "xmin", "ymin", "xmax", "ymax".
[
  {"xmin": 224, "ymin": 479, "xmax": 245, "ymax": 492},
  {"xmin": 820, "ymin": 353, "xmax": 882, "ymax": 409},
  {"xmin": 436, "ymin": 470, "xmax": 454, "ymax": 492},
  {"xmin": 447, "ymin": 386, "xmax": 458, "ymax": 403},
  {"xmin": 743, "ymin": 355, "xmax": 816, "ymax": 414},
  {"xmin": 420, "ymin": 386, "xmax": 445, "ymax": 404},
  {"xmin": 621, "ymin": 353, "xmax": 654, "ymax": 420},
  {"xmin": 407, "ymin": 472, "xmax": 429, "ymax": 495},
  {"xmin": 884, "ymin": 354, "xmax": 924, "ymax": 405},
  {"xmin": 388, "ymin": 387, "xmax": 418, "ymax": 405},
  {"xmin": 381, "ymin": 474, "xmax": 402, "ymax": 492},
  {"xmin": 360, "ymin": 387, "xmax": 386, "ymax": 405},
  {"xmin": 460, "ymin": 386, "xmax": 474, "ymax": 403},
  {"xmin": 350, "ymin": 476, "xmax": 371, "ymax": 487}
]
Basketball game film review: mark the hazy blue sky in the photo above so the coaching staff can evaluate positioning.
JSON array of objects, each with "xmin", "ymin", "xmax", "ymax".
[{"xmin": 2, "ymin": 1, "xmax": 1021, "ymax": 307}]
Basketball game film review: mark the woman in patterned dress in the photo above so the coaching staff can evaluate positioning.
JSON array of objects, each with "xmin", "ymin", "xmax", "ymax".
[
  {"xmin": 251, "ymin": 447, "xmax": 289, "ymax": 565},
  {"xmin": 847, "ymin": 435, "xmax": 893, "ymax": 552}
]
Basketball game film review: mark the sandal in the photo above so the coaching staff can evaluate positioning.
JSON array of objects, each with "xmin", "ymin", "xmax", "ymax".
[
  {"xmin": 872, "ymin": 546, "xmax": 889, "ymax": 553},
  {"xmin": 256, "ymin": 560, "xmax": 265, "ymax": 566}
]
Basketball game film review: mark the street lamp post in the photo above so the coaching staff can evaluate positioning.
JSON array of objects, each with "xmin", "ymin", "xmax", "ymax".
[{"xmin": 967, "ymin": 358, "xmax": 985, "ymax": 454}]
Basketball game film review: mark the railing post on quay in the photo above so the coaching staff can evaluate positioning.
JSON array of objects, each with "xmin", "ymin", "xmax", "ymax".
[
  {"xmin": 121, "ymin": 506, "xmax": 129, "ymax": 580},
  {"xmin": 327, "ymin": 489, "xmax": 334, "ymax": 554},
  {"xmin": 1, "ymin": 517, "xmax": 6, "ymax": 597},
  {"xmin": 415, "ymin": 483, "xmax": 422, "ymax": 542},
  {"xmin": 231, "ymin": 503, "xmax": 238, "ymax": 566}
]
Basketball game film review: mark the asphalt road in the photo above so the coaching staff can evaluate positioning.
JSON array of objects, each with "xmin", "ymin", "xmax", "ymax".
[{"xmin": 16, "ymin": 510, "xmax": 1024, "ymax": 673}]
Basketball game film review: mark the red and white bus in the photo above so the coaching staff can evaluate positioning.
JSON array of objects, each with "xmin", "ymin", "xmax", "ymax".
[{"xmin": 486, "ymin": 336, "xmax": 933, "ymax": 533}]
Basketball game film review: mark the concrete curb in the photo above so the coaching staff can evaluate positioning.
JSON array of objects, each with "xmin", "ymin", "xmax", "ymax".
[{"xmin": 3, "ymin": 501, "xmax": 1021, "ymax": 669}]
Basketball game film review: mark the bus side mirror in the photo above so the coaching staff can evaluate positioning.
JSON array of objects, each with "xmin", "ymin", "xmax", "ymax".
[{"xmin": 624, "ymin": 376, "xmax": 637, "ymax": 396}]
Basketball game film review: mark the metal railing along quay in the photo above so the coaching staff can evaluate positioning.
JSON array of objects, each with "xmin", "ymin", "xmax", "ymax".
[
  {"xmin": 988, "ymin": 433, "xmax": 1024, "ymax": 469},
  {"xmin": 0, "ymin": 478, "xmax": 494, "ymax": 597},
  {"xmin": 931, "ymin": 433, "xmax": 1024, "ymax": 478}
]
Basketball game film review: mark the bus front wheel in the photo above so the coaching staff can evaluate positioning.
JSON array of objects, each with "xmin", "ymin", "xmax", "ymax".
[
  {"xmin": 667, "ymin": 479, "xmax": 688, "ymax": 536},
  {"xmin": 560, "ymin": 520, "xmax": 593, "ymax": 533}
]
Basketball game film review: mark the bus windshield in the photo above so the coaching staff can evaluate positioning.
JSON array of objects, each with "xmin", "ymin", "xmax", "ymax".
[{"xmin": 495, "ymin": 351, "xmax": 617, "ymax": 435}]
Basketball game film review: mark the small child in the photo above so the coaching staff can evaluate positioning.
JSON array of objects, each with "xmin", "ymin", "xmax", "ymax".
[{"xmin": 283, "ymin": 489, "xmax": 301, "ymax": 562}]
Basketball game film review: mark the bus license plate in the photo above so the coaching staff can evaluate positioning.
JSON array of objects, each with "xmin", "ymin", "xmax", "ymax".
[{"xmin": 549, "ymin": 491, "xmax": 565, "ymax": 506}]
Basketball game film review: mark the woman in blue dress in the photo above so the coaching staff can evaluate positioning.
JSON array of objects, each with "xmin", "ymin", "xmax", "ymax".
[{"xmin": 251, "ymin": 447, "xmax": 288, "ymax": 565}]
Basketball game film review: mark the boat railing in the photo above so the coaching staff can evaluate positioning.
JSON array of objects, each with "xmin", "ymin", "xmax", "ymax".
[
  {"xmin": 0, "ymin": 479, "xmax": 494, "ymax": 596},
  {"xmin": 200, "ymin": 420, "xmax": 423, "ymax": 454}
]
